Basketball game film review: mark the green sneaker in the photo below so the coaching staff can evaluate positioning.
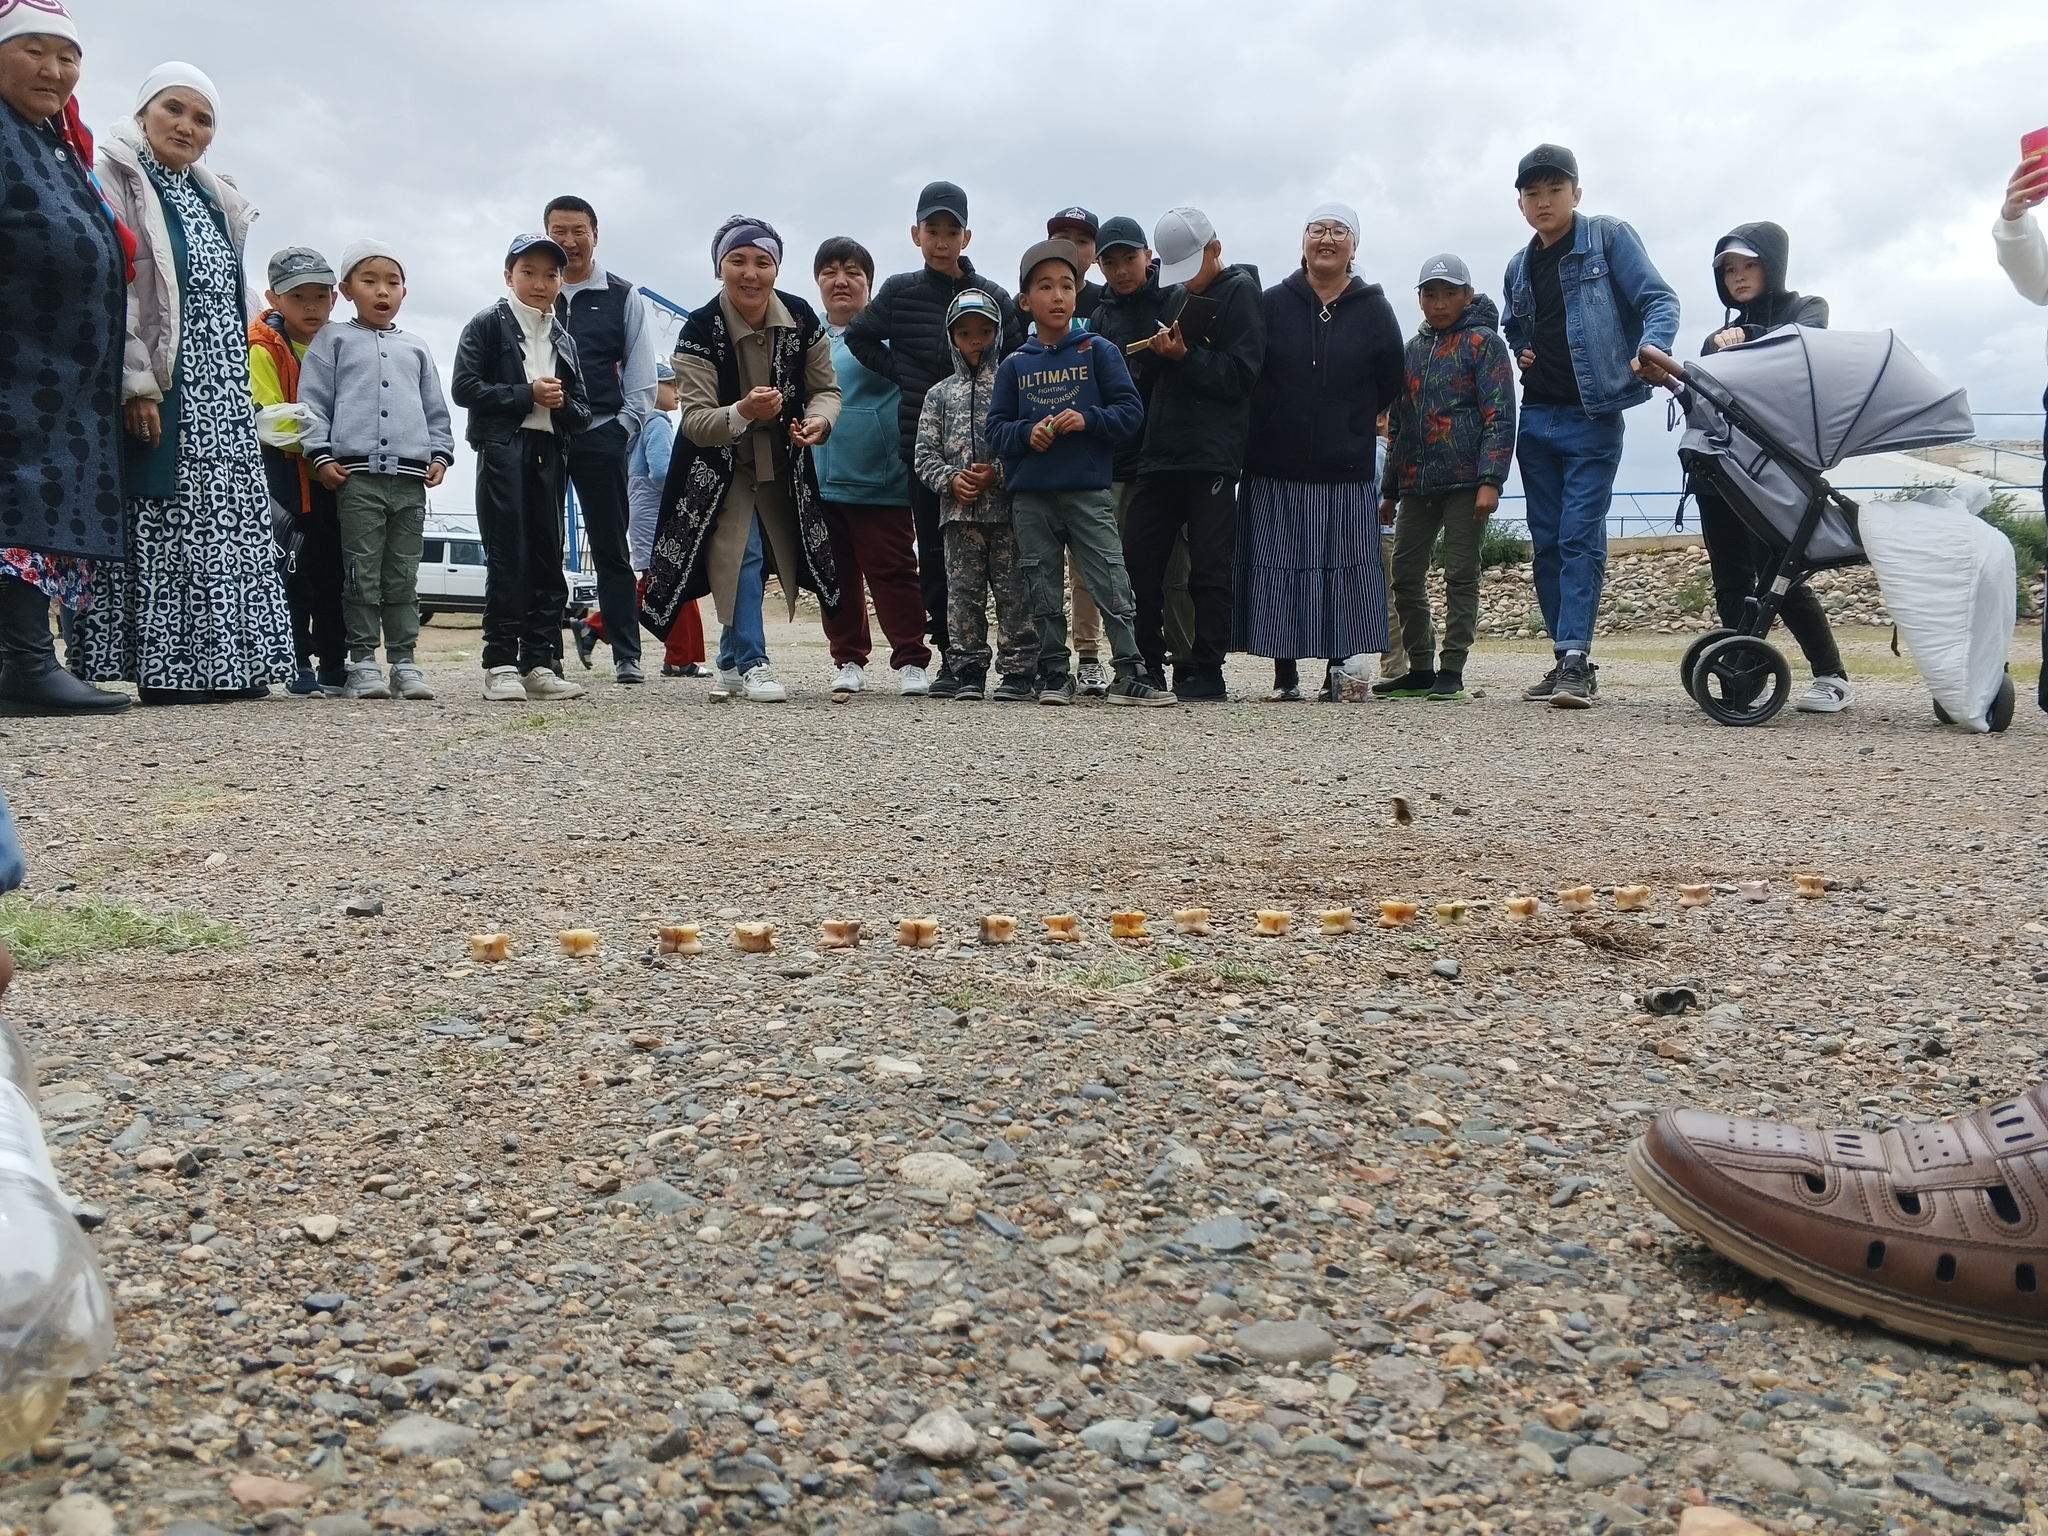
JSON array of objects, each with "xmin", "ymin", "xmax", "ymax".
[
  {"xmin": 1372, "ymin": 670, "xmax": 1435, "ymax": 699},
  {"xmin": 1426, "ymin": 671, "xmax": 1468, "ymax": 702}
]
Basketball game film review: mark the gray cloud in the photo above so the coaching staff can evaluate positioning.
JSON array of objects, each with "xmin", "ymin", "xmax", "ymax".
[{"xmin": 81, "ymin": 0, "xmax": 2048, "ymax": 517}]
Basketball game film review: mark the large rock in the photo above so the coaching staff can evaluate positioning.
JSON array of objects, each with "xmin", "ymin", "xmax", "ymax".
[
  {"xmin": 902, "ymin": 1406, "xmax": 979, "ymax": 1463},
  {"xmin": 895, "ymin": 1152, "xmax": 982, "ymax": 1193},
  {"xmin": 228, "ymin": 1476, "xmax": 312, "ymax": 1511},
  {"xmin": 1568, "ymin": 1445, "xmax": 1648, "ymax": 1487},
  {"xmin": 375, "ymin": 1414, "xmax": 478, "ymax": 1460},
  {"xmin": 612, "ymin": 1180, "xmax": 697, "ymax": 1216},
  {"xmin": 42, "ymin": 1495, "xmax": 115, "ymax": 1536},
  {"xmin": 1678, "ymin": 1511, "xmax": 1770, "ymax": 1536},
  {"xmin": 1734, "ymin": 1450, "xmax": 1801, "ymax": 1494},
  {"xmin": 1366, "ymin": 1352, "xmax": 1445, "ymax": 1413},
  {"xmin": 1182, "ymin": 1215, "xmax": 1256, "ymax": 1252},
  {"xmin": 1234, "ymin": 1320, "xmax": 1337, "ymax": 1364}
]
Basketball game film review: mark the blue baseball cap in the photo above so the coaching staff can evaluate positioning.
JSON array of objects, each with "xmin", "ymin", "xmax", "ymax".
[{"xmin": 505, "ymin": 232, "xmax": 568, "ymax": 268}]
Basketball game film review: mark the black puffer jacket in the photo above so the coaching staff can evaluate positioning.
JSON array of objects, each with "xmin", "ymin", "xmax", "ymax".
[
  {"xmin": 843, "ymin": 256, "xmax": 1024, "ymax": 461},
  {"xmin": 1087, "ymin": 262, "xmax": 1171, "ymax": 481},
  {"xmin": 1245, "ymin": 269, "xmax": 1404, "ymax": 484},
  {"xmin": 1702, "ymin": 221, "xmax": 1829, "ymax": 355},
  {"xmin": 1135, "ymin": 263, "xmax": 1266, "ymax": 477}
]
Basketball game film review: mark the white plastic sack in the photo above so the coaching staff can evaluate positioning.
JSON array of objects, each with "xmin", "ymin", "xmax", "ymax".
[
  {"xmin": 1857, "ymin": 489, "xmax": 2015, "ymax": 731},
  {"xmin": 254, "ymin": 402, "xmax": 312, "ymax": 449}
]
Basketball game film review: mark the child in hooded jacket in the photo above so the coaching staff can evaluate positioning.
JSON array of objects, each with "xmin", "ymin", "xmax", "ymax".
[
  {"xmin": 1691, "ymin": 221, "xmax": 1849, "ymax": 714},
  {"xmin": 913, "ymin": 291, "xmax": 1037, "ymax": 701}
]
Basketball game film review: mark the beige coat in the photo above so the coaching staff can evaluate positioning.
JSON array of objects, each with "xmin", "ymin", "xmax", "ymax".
[
  {"xmin": 96, "ymin": 124, "xmax": 259, "ymax": 404},
  {"xmin": 676, "ymin": 292, "xmax": 840, "ymax": 623}
]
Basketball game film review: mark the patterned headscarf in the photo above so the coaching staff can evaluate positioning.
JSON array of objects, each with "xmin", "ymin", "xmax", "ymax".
[{"xmin": 711, "ymin": 216, "xmax": 782, "ymax": 275}]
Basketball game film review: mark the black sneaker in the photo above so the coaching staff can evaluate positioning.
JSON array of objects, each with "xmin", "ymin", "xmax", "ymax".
[
  {"xmin": 1522, "ymin": 663, "xmax": 1562, "ymax": 702},
  {"xmin": 286, "ymin": 666, "xmax": 321, "ymax": 696},
  {"xmin": 991, "ymin": 672, "xmax": 1036, "ymax": 702},
  {"xmin": 1106, "ymin": 666, "xmax": 1174, "ymax": 707},
  {"xmin": 1426, "ymin": 670, "xmax": 1469, "ymax": 702},
  {"xmin": 572, "ymin": 619, "xmax": 599, "ymax": 669},
  {"xmin": 1550, "ymin": 655, "xmax": 1598, "ymax": 709},
  {"xmin": 316, "ymin": 661, "xmax": 348, "ymax": 696},
  {"xmin": 951, "ymin": 668, "xmax": 987, "ymax": 701},
  {"xmin": 926, "ymin": 668, "xmax": 962, "ymax": 699},
  {"xmin": 1038, "ymin": 670, "xmax": 1075, "ymax": 706},
  {"xmin": 1172, "ymin": 666, "xmax": 1226, "ymax": 704},
  {"xmin": 1373, "ymin": 670, "xmax": 1435, "ymax": 699}
]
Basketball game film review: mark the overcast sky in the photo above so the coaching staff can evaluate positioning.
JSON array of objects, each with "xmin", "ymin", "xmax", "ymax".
[{"xmin": 80, "ymin": 0, "xmax": 2048, "ymax": 521}]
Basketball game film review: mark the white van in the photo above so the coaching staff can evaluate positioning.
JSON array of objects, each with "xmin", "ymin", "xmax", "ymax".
[{"xmin": 416, "ymin": 512, "xmax": 598, "ymax": 623}]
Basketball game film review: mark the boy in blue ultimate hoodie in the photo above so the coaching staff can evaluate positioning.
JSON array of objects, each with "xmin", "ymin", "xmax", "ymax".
[
  {"xmin": 985, "ymin": 241, "xmax": 1170, "ymax": 707},
  {"xmin": 913, "ymin": 291, "xmax": 1037, "ymax": 703}
]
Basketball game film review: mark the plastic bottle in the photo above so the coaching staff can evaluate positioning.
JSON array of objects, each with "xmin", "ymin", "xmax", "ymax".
[{"xmin": 0, "ymin": 1017, "xmax": 115, "ymax": 1460}]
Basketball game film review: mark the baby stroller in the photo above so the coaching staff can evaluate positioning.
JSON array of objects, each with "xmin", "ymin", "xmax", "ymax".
[{"xmin": 1652, "ymin": 328, "xmax": 2009, "ymax": 728}]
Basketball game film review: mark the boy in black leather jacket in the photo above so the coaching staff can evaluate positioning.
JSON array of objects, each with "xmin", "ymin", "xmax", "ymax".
[{"xmin": 451, "ymin": 234, "xmax": 594, "ymax": 703}]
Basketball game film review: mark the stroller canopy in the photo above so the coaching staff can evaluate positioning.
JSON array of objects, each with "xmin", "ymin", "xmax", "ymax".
[{"xmin": 1687, "ymin": 327, "xmax": 1975, "ymax": 471}]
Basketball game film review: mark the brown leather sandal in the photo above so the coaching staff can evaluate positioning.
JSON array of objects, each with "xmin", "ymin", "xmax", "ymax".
[{"xmin": 1628, "ymin": 1087, "xmax": 2048, "ymax": 1362}]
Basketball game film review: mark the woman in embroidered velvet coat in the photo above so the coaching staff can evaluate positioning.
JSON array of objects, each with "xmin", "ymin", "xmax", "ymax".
[{"xmin": 643, "ymin": 217, "xmax": 840, "ymax": 681}]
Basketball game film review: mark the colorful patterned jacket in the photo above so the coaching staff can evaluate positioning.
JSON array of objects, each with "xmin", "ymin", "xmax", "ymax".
[{"xmin": 1385, "ymin": 293, "xmax": 1517, "ymax": 498}]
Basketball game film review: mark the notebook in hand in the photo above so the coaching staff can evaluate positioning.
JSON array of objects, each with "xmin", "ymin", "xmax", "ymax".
[{"xmin": 1160, "ymin": 287, "xmax": 1224, "ymax": 348}]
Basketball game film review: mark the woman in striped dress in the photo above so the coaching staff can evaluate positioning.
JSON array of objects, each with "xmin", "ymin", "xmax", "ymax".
[{"xmin": 1235, "ymin": 204, "xmax": 1405, "ymax": 700}]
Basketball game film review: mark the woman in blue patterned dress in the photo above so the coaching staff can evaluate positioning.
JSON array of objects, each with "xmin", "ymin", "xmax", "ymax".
[{"xmin": 81, "ymin": 62, "xmax": 293, "ymax": 703}]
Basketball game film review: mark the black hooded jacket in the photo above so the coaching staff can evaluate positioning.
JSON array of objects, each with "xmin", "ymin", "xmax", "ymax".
[
  {"xmin": 1087, "ymin": 261, "xmax": 1172, "ymax": 480},
  {"xmin": 843, "ymin": 256, "xmax": 1025, "ymax": 462},
  {"xmin": 1702, "ymin": 221, "xmax": 1829, "ymax": 356},
  {"xmin": 1135, "ymin": 263, "xmax": 1267, "ymax": 477}
]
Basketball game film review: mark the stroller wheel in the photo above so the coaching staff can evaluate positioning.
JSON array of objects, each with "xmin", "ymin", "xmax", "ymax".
[
  {"xmin": 1680, "ymin": 628, "xmax": 1736, "ymax": 703},
  {"xmin": 1989, "ymin": 673, "xmax": 2016, "ymax": 734},
  {"xmin": 1693, "ymin": 635, "xmax": 1792, "ymax": 726}
]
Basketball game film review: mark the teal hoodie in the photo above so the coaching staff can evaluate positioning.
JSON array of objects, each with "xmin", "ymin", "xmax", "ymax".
[{"xmin": 815, "ymin": 324, "xmax": 911, "ymax": 505}]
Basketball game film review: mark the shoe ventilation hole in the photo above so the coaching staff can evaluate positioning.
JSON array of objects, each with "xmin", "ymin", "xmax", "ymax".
[
  {"xmin": 1803, "ymin": 1173, "xmax": 1827, "ymax": 1195},
  {"xmin": 1935, "ymin": 1253, "xmax": 1957, "ymax": 1284},
  {"xmin": 1865, "ymin": 1241, "xmax": 1885, "ymax": 1271},
  {"xmin": 1987, "ymin": 1186, "xmax": 2022, "ymax": 1224},
  {"xmin": 1894, "ymin": 1190, "xmax": 1922, "ymax": 1217},
  {"xmin": 2019, "ymin": 1264, "xmax": 2039, "ymax": 1294}
]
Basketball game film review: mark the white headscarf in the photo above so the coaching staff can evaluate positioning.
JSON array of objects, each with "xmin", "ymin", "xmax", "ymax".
[
  {"xmin": 1307, "ymin": 201, "xmax": 1361, "ymax": 243},
  {"xmin": 133, "ymin": 61, "xmax": 219, "ymax": 120},
  {"xmin": 0, "ymin": 0, "xmax": 82, "ymax": 51}
]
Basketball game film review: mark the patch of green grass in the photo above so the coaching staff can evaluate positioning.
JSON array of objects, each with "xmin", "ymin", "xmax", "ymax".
[
  {"xmin": 1067, "ymin": 959, "xmax": 1148, "ymax": 992},
  {"xmin": 1672, "ymin": 567, "xmax": 1714, "ymax": 616},
  {"xmin": 1215, "ymin": 958, "xmax": 1276, "ymax": 987},
  {"xmin": 1164, "ymin": 952, "xmax": 1189, "ymax": 971},
  {"xmin": 943, "ymin": 984, "xmax": 998, "ymax": 1010},
  {"xmin": 1479, "ymin": 520, "xmax": 1529, "ymax": 569},
  {"xmin": 0, "ymin": 894, "xmax": 239, "ymax": 969}
]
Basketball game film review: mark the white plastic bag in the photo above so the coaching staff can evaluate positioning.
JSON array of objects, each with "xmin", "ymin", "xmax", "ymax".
[
  {"xmin": 254, "ymin": 401, "xmax": 313, "ymax": 450},
  {"xmin": 0, "ymin": 1034, "xmax": 115, "ymax": 1460},
  {"xmin": 1856, "ymin": 489, "xmax": 2015, "ymax": 732}
]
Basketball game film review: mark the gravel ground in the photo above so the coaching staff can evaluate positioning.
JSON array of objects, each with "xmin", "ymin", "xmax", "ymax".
[{"xmin": 3, "ymin": 613, "xmax": 2048, "ymax": 1536}]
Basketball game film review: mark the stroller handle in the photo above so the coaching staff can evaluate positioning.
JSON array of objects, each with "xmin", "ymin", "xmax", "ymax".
[{"xmin": 1636, "ymin": 344, "xmax": 1686, "ymax": 392}]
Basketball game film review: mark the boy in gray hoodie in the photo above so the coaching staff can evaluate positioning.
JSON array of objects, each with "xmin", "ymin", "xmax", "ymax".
[
  {"xmin": 301, "ymin": 240, "xmax": 455, "ymax": 701},
  {"xmin": 913, "ymin": 291, "xmax": 1038, "ymax": 701}
]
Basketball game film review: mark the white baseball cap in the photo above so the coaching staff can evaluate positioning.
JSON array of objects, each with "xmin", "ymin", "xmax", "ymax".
[{"xmin": 1153, "ymin": 207, "xmax": 1216, "ymax": 285}]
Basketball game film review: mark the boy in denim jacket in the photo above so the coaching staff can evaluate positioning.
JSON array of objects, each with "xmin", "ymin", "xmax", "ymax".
[{"xmin": 1502, "ymin": 144, "xmax": 1677, "ymax": 708}]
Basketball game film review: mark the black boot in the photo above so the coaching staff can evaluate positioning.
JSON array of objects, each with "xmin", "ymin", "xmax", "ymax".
[{"xmin": 0, "ymin": 578, "xmax": 129, "ymax": 716}]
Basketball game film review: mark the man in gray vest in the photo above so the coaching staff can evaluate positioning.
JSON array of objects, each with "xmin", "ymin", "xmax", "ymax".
[{"xmin": 545, "ymin": 195, "xmax": 658, "ymax": 682}]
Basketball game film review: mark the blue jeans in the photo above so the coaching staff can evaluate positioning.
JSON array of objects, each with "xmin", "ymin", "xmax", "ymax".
[
  {"xmin": 1516, "ymin": 404, "xmax": 1624, "ymax": 655},
  {"xmin": 716, "ymin": 516, "xmax": 769, "ymax": 674}
]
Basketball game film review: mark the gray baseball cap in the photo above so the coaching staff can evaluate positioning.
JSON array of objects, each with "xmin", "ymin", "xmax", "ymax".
[
  {"xmin": 267, "ymin": 246, "xmax": 335, "ymax": 294},
  {"xmin": 1416, "ymin": 253, "xmax": 1473, "ymax": 288},
  {"xmin": 1153, "ymin": 207, "xmax": 1216, "ymax": 285}
]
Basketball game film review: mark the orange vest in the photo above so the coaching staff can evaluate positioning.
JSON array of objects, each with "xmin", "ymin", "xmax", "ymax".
[{"xmin": 249, "ymin": 313, "xmax": 312, "ymax": 512}]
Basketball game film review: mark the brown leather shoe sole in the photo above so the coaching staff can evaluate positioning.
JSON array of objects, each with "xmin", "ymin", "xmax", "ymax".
[{"xmin": 1628, "ymin": 1137, "xmax": 2048, "ymax": 1362}]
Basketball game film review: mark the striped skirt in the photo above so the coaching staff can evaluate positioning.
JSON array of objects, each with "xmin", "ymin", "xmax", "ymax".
[{"xmin": 1230, "ymin": 476, "xmax": 1387, "ymax": 660}]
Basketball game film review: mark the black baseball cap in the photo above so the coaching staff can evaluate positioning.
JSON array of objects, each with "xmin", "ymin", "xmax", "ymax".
[
  {"xmin": 1096, "ymin": 216, "xmax": 1147, "ymax": 254},
  {"xmin": 1516, "ymin": 143, "xmax": 1579, "ymax": 189},
  {"xmin": 916, "ymin": 180, "xmax": 969, "ymax": 226},
  {"xmin": 1047, "ymin": 206, "xmax": 1099, "ymax": 238}
]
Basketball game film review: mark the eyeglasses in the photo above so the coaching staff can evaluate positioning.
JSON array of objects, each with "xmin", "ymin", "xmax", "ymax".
[{"xmin": 1306, "ymin": 222, "xmax": 1354, "ymax": 241}]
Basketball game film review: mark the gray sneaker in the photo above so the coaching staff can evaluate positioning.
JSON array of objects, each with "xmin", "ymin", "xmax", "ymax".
[
  {"xmin": 1522, "ymin": 664, "xmax": 1561, "ymax": 702},
  {"xmin": 388, "ymin": 663, "xmax": 434, "ymax": 700},
  {"xmin": 1076, "ymin": 658, "xmax": 1110, "ymax": 697},
  {"xmin": 1550, "ymin": 655, "xmax": 1598, "ymax": 708},
  {"xmin": 341, "ymin": 661, "xmax": 390, "ymax": 700}
]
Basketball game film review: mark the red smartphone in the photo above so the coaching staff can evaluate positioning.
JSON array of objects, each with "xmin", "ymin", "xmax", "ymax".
[{"xmin": 2025, "ymin": 126, "xmax": 2048, "ymax": 160}]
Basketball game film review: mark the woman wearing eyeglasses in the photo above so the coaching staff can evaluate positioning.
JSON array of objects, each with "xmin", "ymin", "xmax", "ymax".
[{"xmin": 1235, "ymin": 204, "xmax": 1405, "ymax": 700}]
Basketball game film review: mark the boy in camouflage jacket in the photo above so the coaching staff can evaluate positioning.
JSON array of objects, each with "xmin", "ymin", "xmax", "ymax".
[{"xmin": 913, "ymin": 291, "xmax": 1038, "ymax": 701}]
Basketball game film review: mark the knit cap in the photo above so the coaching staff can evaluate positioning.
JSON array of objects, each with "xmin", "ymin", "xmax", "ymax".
[
  {"xmin": 338, "ymin": 239, "xmax": 402, "ymax": 282},
  {"xmin": 0, "ymin": 0, "xmax": 82, "ymax": 50}
]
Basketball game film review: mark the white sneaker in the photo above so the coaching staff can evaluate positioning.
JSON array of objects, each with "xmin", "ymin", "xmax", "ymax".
[
  {"xmin": 1794, "ymin": 675, "xmax": 1852, "ymax": 714},
  {"xmin": 833, "ymin": 662, "xmax": 865, "ymax": 695},
  {"xmin": 482, "ymin": 665, "xmax": 526, "ymax": 702},
  {"xmin": 898, "ymin": 664, "xmax": 929, "ymax": 697},
  {"xmin": 522, "ymin": 667, "xmax": 587, "ymax": 701},
  {"xmin": 743, "ymin": 664, "xmax": 787, "ymax": 702},
  {"xmin": 709, "ymin": 666, "xmax": 742, "ymax": 701},
  {"xmin": 389, "ymin": 663, "xmax": 434, "ymax": 700},
  {"xmin": 341, "ymin": 661, "xmax": 390, "ymax": 700}
]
